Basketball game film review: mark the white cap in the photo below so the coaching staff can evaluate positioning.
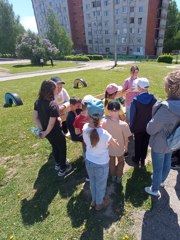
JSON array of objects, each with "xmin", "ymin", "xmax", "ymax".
[
  {"xmin": 136, "ymin": 77, "xmax": 149, "ymax": 89},
  {"xmin": 82, "ymin": 95, "xmax": 95, "ymax": 105}
]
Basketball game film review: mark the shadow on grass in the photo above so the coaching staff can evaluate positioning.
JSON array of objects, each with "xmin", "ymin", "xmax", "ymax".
[
  {"xmin": 20, "ymin": 154, "xmax": 85, "ymax": 225},
  {"xmin": 141, "ymin": 188, "xmax": 180, "ymax": 239},
  {"xmin": 67, "ymin": 180, "xmax": 125, "ymax": 240},
  {"xmin": 13, "ymin": 64, "xmax": 52, "ymax": 68},
  {"xmin": 125, "ymin": 167, "xmax": 151, "ymax": 207}
]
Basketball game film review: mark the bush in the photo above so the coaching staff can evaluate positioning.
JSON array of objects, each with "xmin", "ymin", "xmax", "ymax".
[
  {"xmin": 86, "ymin": 54, "xmax": 103, "ymax": 60},
  {"xmin": 64, "ymin": 55, "xmax": 90, "ymax": 61},
  {"xmin": 157, "ymin": 54, "xmax": 173, "ymax": 63}
]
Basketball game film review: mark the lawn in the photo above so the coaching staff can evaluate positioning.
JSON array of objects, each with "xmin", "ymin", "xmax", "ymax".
[
  {"xmin": 0, "ymin": 61, "xmax": 79, "ymax": 74},
  {"xmin": 0, "ymin": 62, "xmax": 179, "ymax": 240}
]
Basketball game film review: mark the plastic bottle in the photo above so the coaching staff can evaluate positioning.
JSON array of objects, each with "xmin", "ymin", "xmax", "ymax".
[{"xmin": 30, "ymin": 127, "xmax": 42, "ymax": 137}]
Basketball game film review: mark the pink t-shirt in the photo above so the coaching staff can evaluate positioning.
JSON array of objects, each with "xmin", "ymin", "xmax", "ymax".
[{"xmin": 123, "ymin": 77, "xmax": 139, "ymax": 106}]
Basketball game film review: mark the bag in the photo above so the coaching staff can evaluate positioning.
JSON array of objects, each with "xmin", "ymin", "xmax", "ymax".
[{"xmin": 166, "ymin": 125, "xmax": 180, "ymax": 151}]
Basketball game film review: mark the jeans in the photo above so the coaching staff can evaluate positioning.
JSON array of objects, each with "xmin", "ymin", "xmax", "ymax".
[
  {"xmin": 85, "ymin": 160, "xmax": 109, "ymax": 205},
  {"xmin": 151, "ymin": 151, "xmax": 172, "ymax": 192}
]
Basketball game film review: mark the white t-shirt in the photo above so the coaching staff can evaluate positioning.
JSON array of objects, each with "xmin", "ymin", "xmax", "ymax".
[
  {"xmin": 82, "ymin": 123, "xmax": 112, "ymax": 165},
  {"xmin": 54, "ymin": 88, "xmax": 70, "ymax": 108}
]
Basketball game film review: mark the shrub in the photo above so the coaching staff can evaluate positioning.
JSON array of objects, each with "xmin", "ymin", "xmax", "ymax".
[
  {"xmin": 157, "ymin": 54, "xmax": 173, "ymax": 64},
  {"xmin": 64, "ymin": 55, "xmax": 90, "ymax": 61},
  {"xmin": 86, "ymin": 54, "xmax": 103, "ymax": 60}
]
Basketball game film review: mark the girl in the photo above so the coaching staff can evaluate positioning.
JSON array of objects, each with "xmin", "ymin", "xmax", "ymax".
[
  {"xmin": 33, "ymin": 80, "xmax": 72, "ymax": 176},
  {"xmin": 103, "ymin": 101, "xmax": 132, "ymax": 183},
  {"xmin": 104, "ymin": 83, "xmax": 126, "ymax": 121},
  {"xmin": 83, "ymin": 98, "xmax": 119, "ymax": 211}
]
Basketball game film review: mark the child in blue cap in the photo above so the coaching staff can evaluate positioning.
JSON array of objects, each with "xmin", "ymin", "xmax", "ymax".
[{"xmin": 82, "ymin": 98, "xmax": 119, "ymax": 211}]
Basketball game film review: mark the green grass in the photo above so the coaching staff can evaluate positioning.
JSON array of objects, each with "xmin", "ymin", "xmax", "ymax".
[
  {"xmin": 0, "ymin": 61, "xmax": 79, "ymax": 74},
  {"xmin": 0, "ymin": 62, "xmax": 179, "ymax": 240}
]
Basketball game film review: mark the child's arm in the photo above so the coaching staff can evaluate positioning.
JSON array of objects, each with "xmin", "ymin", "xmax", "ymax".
[
  {"xmin": 40, "ymin": 117, "xmax": 56, "ymax": 139},
  {"xmin": 124, "ymin": 137, "xmax": 129, "ymax": 153},
  {"xmin": 109, "ymin": 137, "xmax": 119, "ymax": 148}
]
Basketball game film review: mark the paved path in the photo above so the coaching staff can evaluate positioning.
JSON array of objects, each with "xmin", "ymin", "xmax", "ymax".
[{"xmin": 0, "ymin": 61, "xmax": 133, "ymax": 82}]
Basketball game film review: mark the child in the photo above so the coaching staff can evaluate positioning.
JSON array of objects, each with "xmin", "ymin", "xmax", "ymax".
[
  {"xmin": 122, "ymin": 65, "xmax": 139, "ymax": 123},
  {"xmin": 130, "ymin": 78, "xmax": 157, "ymax": 168},
  {"xmin": 102, "ymin": 101, "xmax": 132, "ymax": 183},
  {"xmin": 51, "ymin": 76, "xmax": 70, "ymax": 134},
  {"xmin": 83, "ymin": 98, "xmax": 119, "ymax": 211},
  {"xmin": 66, "ymin": 97, "xmax": 83, "ymax": 142},
  {"xmin": 33, "ymin": 80, "xmax": 72, "ymax": 176},
  {"xmin": 104, "ymin": 83, "xmax": 126, "ymax": 121}
]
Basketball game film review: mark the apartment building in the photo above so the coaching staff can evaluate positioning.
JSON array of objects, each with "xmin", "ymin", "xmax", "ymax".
[{"xmin": 31, "ymin": 0, "xmax": 169, "ymax": 56}]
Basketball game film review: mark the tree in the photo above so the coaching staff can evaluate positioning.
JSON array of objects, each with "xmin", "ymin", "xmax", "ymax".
[
  {"xmin": 46, "ymin": 10, "xmax": 73, "ymax": 56},
  {"xmin": 163, "ymin": 0, "xmax": 180, "ymax": 52},
  {"xmin": 16, "ymin": 31, "xmax": 59, "ymax": 65},
  {"xmin": 0, "ymin": 0, "xmax": 25, "ymax": 55}
]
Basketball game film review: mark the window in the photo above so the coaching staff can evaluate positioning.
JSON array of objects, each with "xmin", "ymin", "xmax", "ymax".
[
  {"xmin": 130, "ymin": 7, "xmax": 134, "ymax": 12},
  {"xmin": 123, "ymin": 18, "xmax": 127, "ymax": 23},
  {"xmin": 92, "ymin": 1, "xmax": 101, "ymax": 7},
  {"xmin": 88, "ymin": 31, "xmax": 92, "ymax": 35},
  {"xmin": 105, "ymin": 30, "xmax": 109, "ymax": 34},
  {"xmin": 115, "ymin": 9, "xmax": 120, "ymax": 15},
  {"xmin": 104, "ymin": 20, "xmax": 109, "ymax": 26},
  {"xmin": 105, "ymin": 47, "xmax": 110, "ymax": 52},
  {"xmin": 130, "ymin": 17, "xmax": 134, "ymax": 23},
  {"xmin": 88, "ymin": 23, "xmax": 91, "ymax": 27},
  {"xmin": 137, "ymin": 47, "xmax": 140, "ymax": 52},
  {"xmin": 130, "ymin": 27, "xmax": 134, "ymax": 33},
  {"xmin": 104, "ymin": 11, "xmax": 108, "ymax": 16},
  {"xmin": 121, "ymin": 37, "xmax": 126, "ymax": 43},
  {"xmin": 115, "ymin": 0, "xmax": 120, "ymax": 4},
  {"xmin": 138, "ymin": 28, "xmax": 142, "ymax": 34},
  {"xmin": 139, "ymin": 6, "xmax": 143, "ymax": 12},
  {"xmin": 97, "ymin": 11, "xmax": 101, "ymax": 16},
  {"xmin": 138, "ymin": 17, "xmax": 142, "ymax": 24},
  {"xmin": 104, "ymin": 0, "xmax": 109, "ymax": 6},
  {"xmin": 89, "ymin": 40, "xmax": 92, "ymax": 44},
  {"xmin": 86, "ymin": 3, "xmax": 90, "ymax": 9},
  {"xmin": 121, "ymin": 46, "xmax": 127, "ymax": 52},
  {"xmin": 116, "ymin": 19, "xmax": 120, "ymax": 24},
  {"xmin": 105, "ymin": 39, "xmax": 110, "ymax": 43},
  {"xmin": 122, "ymin": 6, "xmax": 128, "ymax": 13},
  {"xmin": 137, "ymin": 38, "xmax": 141, "ymax": 43}
]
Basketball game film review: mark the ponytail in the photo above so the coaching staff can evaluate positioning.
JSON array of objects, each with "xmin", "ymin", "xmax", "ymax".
[{"xmin": 90, "ymin": 117, "xmax": 100, "ymax": 147}]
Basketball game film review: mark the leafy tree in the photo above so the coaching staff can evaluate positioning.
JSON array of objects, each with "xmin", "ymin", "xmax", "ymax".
[
  {"xmin": 16, "ymin": 31, "xmax": 59, "ymax": 65},
  {"xmin": 0, "ymin": 0, "xmax": 25, "ymax": 55},
  {"xmin": 46, "ymin": 10, "xmax": 73, "ymax": 56},
  {"xmin": 163, "ymin": 0, "xmax": 180, "ymax": 52}
]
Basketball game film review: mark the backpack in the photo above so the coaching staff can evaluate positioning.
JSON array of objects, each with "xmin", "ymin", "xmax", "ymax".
[{"xmin": 165, "ymin": 125, "xmax": 180, "ymax": 151}]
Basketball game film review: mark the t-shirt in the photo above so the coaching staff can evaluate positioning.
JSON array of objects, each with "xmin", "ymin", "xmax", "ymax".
[
  {"xmin": 34, "ymin": 99, "xmax": 61, "ymax": 137},
  {"xmin": 104, "ymin": 98, "xmax": 125, "ymax": 117},
  {"xmin": 103, "ymin": 118, "xmax": 132, "ymax": 156},
  {"xmin": 123, "ymin": 77, "xmax": 139, "ymax": 106},
  {"xmin": 74, "ymin": 114, "xmax": 88, "ymax": 134},
  {"xmin": 83, "ymin": 123, "xmax": 112, "ymax": 164},
  {"xmin": 54, "ymin": 88, "xmax": 70, "ymax": 108},
  {"xmin": 67, "ymin": 111, "xmax": 83, "ymax": 142}
]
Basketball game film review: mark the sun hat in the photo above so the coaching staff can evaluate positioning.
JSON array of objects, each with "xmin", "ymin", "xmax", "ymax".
[
  {"xmin": 106, "ymin": 83, "xmax": 122, "ymax": 95},
  {"xmin": 51, "ymin": 76, "xmax": 65, "ymax": 84},
  {"xmin": 87, "ymin": 98, "xmax": 104, "ymax": 118},
  {"xmin": 82, "ymin": 95, "xmax": 95, "ymax": 105},
  {"xmin": 136, "ymin": 78, "xmax": 149, "ymax": 89},
  {"xmin": 107, "ymin": 101, "xmax": 120, "ymax": 111}
]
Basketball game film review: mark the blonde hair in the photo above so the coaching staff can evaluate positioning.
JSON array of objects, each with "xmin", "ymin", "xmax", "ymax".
[
  {"xmin": 90, "ymin": 117, "xmax": 100, "ymax": 147},
  {"xmin": 165, "ymin": 70, "xmax": 180, "ymax": 99}
]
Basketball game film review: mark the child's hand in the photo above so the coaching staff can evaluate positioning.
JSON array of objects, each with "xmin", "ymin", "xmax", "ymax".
[{"xmin": 57, "ymin": 117, "xmax": 62, "ymax": 126}]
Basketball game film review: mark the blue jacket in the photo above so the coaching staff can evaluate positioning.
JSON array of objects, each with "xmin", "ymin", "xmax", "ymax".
[{"xmin": 130, "ymin": 92, "xmax": 157, "ymax": 133}]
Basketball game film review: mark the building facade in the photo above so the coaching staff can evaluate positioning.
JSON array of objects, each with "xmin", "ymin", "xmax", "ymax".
[{"xmin": 31, "ymin": 0, "xmax": 169, "ymax": 56}]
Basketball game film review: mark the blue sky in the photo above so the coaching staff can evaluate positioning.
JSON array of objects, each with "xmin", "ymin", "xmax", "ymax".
[{"xmin": 8, "ymin": 0, "xmax": 180, "ymax": 33}]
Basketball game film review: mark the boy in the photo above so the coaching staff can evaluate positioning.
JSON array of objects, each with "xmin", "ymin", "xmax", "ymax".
[
  {"xmin": 66, "ymin": 97, "xmax": 83, "ymax": 142},
  {"xmin": 130, "ymin": 78, "xmax": 157, "ymax": 168},
  {"xmin": 51, "ymin": 76, "xmax": 70, "ymax": 134}
]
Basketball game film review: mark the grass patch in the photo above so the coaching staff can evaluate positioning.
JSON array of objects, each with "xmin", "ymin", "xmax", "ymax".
[
  {"xmin": 0, "ymin": 61, "xmax": 79, "ymax": 74},
  {"xmin": 0, "ymin": 62, "xmax": 179, "ymax": 239}
]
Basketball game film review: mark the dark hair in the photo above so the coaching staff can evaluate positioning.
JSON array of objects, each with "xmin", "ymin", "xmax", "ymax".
[
  {"xmin": 70, "ymin": 97, "xmax": 81, "ymax": 105},
  {"xmin": 107, "ymin": 100, "xmax": 120, "ymax": 111},
  {"xmin": 130, "ymin": 65, "xmax": 139, "ymax": 73},
  {"xmin": 38, "ymin": 80, "xmax": 56, "ymax": 101},
  {"xmin": 104, "ymin": 91, "xmax": 117, "ymax": 107},
  {"xmin": 165, "ymin": 70, "xmax": 180, "ymax": 99},
  {"xmin": 90, "ymin": 117, "xmax": 100, "ymax": 147}
]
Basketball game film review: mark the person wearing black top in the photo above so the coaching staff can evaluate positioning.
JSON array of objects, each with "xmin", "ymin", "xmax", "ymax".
[{"xmin": 33, "ymin": 80, "xmax": 72, "ymax": 176}]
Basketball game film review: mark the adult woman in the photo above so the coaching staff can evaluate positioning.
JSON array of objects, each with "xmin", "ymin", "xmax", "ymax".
[
  {"xmin": 33, "ymin": 80, "xmax": 72, "ymax": 176},
  {"xmin": 145, "ymin": 70, "xmax": 180, "ymax": 197}
]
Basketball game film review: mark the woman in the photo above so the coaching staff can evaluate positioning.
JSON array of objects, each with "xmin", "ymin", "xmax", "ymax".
[
  {"xmin": 145, "ymin": 70, "xmax": 180, "ymax": 197},
  {"xmin": 33, "ymin": 80, "xmax": 72, "ymax": 176}
]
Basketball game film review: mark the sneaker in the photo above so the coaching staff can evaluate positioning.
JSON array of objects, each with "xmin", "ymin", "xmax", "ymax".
[
  {"xmin": 95, "ymin": 198, "xmax": 110, "ymax": 211},
  {"xmin": 145, "ymin": 186, "xmax": 161, "ymax": 198},
  {"xmin": 151, "ymin": 174, "xmax": 165, "ymax": 187},
  {"xmin": 171, "ymin": 162, "xmax": 180, "ymax": 169},
  {"xmin": 58, "ymin": 164, "xmax": 72, "ymax": 177},
  {"xmin": 54, "ymin": 164, "xmax": 61, "ymax": 171}
]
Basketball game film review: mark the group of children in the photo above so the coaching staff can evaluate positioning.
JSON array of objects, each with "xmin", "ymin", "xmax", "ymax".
[{"xmin": 34, "ymin": 66, "xmax": 180, "ymax": 209}]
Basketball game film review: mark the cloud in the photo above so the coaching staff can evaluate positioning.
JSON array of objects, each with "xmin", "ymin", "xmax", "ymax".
[{"xmin": 21, "ymin": 16, "xmax": 38, "ymax": 33}]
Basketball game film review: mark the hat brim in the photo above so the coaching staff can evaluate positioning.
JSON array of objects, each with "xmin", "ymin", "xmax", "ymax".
[{"xmin": 57, "ymin": 81, "xmax": 65, "ymax": 84}]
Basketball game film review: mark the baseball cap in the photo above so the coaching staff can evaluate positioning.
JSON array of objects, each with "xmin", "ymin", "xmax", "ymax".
[
  {"xmin": 106, "ymin": 83, "xmax": 122, "ymax": 95},
  {"xmin": 82, "ymin": 95, "xmax": 95, "ymax": 105},
  {"xmin": 87, "ymin": 98, "xmax": 104, "ymax": 118},
  {"xmin": 51, "ymin": 76, "xmax": 65, "ymax": 84},
  {"xmin": 107, "ymin": 101, "xmax": 120, "ymax": 111},
  {"xmin": 136, "ymin": 78, "xmax": 149, "ymax": 89}
]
